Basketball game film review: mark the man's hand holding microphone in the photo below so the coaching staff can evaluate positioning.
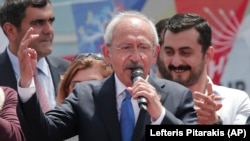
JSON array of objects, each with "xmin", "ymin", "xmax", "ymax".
[{"xmin": 127, "ymin": 67, "xmax": 163, "ymax": 121}]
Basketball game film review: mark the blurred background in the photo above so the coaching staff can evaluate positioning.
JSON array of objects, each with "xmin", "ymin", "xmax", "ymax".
[{"xmin": 1, "ymin": 0, "xmax": 250, "ymax": 96}]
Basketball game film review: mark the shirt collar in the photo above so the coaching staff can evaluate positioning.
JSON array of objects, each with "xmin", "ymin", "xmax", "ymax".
[
  {"xmin": 37, "ymin": 58, "xmax": 49, "ymax": 77},
  {"xmin": 7, "ymin": 47, "xmax": 19, "ymax": 79},
  {"xmin": 114, "ymin": 73, "xmax": 127, "ymax": 97}
]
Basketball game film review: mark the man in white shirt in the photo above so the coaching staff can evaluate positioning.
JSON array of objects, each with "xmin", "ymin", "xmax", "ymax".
[{"xmin": 156, "ymin": 13, "xmax": 250, "ymax": 124}]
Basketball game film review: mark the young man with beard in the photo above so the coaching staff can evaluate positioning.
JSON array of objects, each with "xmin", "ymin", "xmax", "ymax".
[{"xmin": 156, "ymin": 13, "xmax": 250, "ymax": 124}]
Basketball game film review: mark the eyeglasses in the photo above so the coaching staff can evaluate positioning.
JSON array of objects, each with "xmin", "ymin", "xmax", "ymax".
[
  {"xmin": 108, "ymin": 44, "xmax": 155, "ymax": 55},
  {"xmin": 73, "ymin": 53, "xmax": 104, "ymax": 61}
]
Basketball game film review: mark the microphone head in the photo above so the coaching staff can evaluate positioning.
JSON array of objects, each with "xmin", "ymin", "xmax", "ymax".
[{"xmin": 130, "ymin": 68, "xmax": 144, "ymax": 82}]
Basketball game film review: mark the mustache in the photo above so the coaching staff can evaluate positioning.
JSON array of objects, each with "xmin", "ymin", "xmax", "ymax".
[
  {"xmin": 168, "ymin": 64, "xmax": 191, "ymax": 71},
  {"xmin": 125, "ymin": 62, "xmax": 144, "ymax": 70},
  {"xmin": 39, "ymin": 35, "xmax": 53, "ymax": 41}
]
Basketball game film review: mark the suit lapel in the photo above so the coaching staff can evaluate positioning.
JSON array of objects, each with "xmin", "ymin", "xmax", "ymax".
[
  {"xmin": 131, "ymin": 73, "xmax": 170, "ymax": 141},
  {"xmin": 48, "ymin": 64, "xmax": 60, "ymax": 95},
  {"xmin": 45, "ymin": 57, "xmax": 62, "ymax": 96},
  {"xmin": 0, "ymin": 49, "xmax": 18, "ymax": 91},
  {"xmin": 132, "ymin": 109, "xmax": 150, "ymax": 141},
  {"xmin": 95, "ymin": 74, "xmax": 121, "ymax": 141},
  {"xmin": 148, "ymin": 73, "xmax": 169, "ymax": 105}
]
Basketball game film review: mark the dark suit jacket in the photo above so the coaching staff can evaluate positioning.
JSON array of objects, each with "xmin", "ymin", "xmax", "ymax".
[
  {"xmin": 0, "ymin": 86, "xmax": 25, "ymax": 141},
  {"xmin": 0, "ymin": 48, "xmax": 70, "ymax": 94},
  {"xmin": 18, "ymin": 73, "xmax": 197, "ymax": 141}
]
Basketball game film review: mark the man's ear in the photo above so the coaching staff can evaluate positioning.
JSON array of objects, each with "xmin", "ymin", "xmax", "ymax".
[
  {"xmin": 102, "ymin": 44, "xmax": 112, "ymax": 64},
  {"xmin": 152, "ymin": 44, "xmax": 160, "ymax": 64},
  {"xmin": 205, "ymin": 46, "xmax": 214, "ymax": 64},
  {"xmin": 2, "ymin": 22, "xmax": 18, "ymax": 42}
]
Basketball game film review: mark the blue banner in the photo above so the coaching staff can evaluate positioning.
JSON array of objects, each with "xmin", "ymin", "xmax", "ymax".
[{"xmin": 71, "ymin": 0, "xmax": 147, "ymax": 53}]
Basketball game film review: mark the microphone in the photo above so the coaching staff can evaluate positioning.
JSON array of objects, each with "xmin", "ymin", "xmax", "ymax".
[{"xmin": 130, "ymin": 68, "xmax": 148, "ymax": 111}]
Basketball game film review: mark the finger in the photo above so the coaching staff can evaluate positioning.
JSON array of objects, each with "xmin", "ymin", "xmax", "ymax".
[
  {"xmin": 21, "ymin": 27, "xmax": 35, "ymax": 43},
  {"xmin": 130, "ymin": 79, "xmax": 154, "ymax": 98},
  {"xmin": 212, "ymin": 95, "xmax": 222, "ymax": 101},
  {"xmin": 207, "ymin": 82, "xmax": 213, "ymax": 96},
  {"xmin": 194, "ymin": 98, "xmax": 216, "ymax": 113},
  {"xmin": 192, "ymin": 91, "xmax": 203, "ymax": 101},
  {"xmin": 193, "ymin": 91, "xmax": 210, "ymax": 103},
  {"xmin": 29, "ymin": 49, "xmax": 37, "ymax": 59},
  {"xmin": 19, "ymin": 27, "xmax": 39, "ymax": 50},
  {"xmin": 30, "ymin": 49, "xmax": 38, "ymax": 75},
  {"xmin": 195, "ymin": 91, "xmax": 218, "ymax": 106},
  {"xmin": 215, "ymin": 104, "xmax": 222, "ymax": 111},
  {"xmin": 21, "ymin": 34, "xmax": 39, "ymax": 50}
]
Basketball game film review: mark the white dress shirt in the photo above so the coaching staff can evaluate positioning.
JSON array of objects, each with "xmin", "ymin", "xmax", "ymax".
[
  {"xmin": 208, "ymin": 77, "xmax": 250, "ymax": 124},
  {"xmin": 8, "ymin": 47, "xmax": 56, "ymax": 108}
]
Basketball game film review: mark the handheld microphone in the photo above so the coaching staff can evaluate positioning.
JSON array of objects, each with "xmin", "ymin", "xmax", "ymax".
[{"xmin": 130, "ymin": 68, "xmax": 148, "ymax": 111}]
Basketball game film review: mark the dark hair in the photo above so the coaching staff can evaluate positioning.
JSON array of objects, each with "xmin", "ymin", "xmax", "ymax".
[
  {"xmin": 165, "ymin": 13, "xmax": 211, "ymax": 54},
  {"xmin": 0, "ymin": 0, "xmax": 51, "ymax": 31},
  {"xmin": 155, "ymin": 18, "xmax": 169, "ymax": 46}
]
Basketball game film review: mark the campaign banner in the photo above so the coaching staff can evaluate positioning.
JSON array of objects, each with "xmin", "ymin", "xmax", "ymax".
[{"xmin": 71, "ymin": 0, "xmax": 147, "ymax": 53}]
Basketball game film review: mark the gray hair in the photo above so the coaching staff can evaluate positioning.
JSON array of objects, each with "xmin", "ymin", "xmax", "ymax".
[{"xmin": 103, "ymin": 10, "xmax": 159, "ymax": 46}]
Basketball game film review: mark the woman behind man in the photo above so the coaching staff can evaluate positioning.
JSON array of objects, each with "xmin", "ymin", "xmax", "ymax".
[
  {"xmin": 56, "ymin": 53, "xmax": 113, "ymax": 141},
  {"xmin": 56, "ymin": 53, "xmax": 113, "ymax": 105}
]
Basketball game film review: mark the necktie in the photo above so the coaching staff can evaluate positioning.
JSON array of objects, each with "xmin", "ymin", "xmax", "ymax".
[
  {"xmin": 120, "ymin": 90, "xmax": 134, "ymax": 141},
  {"xmin": 34, "ymin": 68, "xmax": 51, "ymax": 113}
]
